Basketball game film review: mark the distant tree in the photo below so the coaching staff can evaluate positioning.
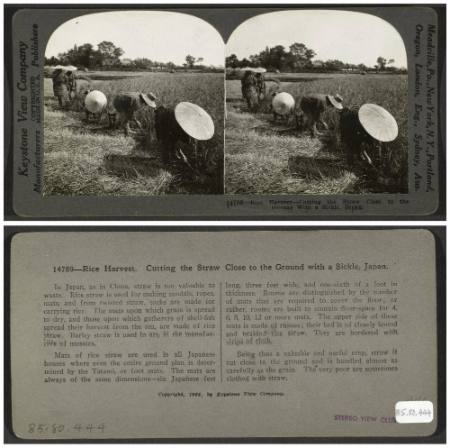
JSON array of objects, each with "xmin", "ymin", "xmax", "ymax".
[
  {"xmin": 357, "ymin": 63, "xmax": 368, "ymax": 71},
  {"xmin": 249, "ymin": 53, "xmax": 262, "ymax": 67},
  {"xmin": 97, "ymin": 41, "xmax": 124, "ymax": 66},
  {"xmin": 184, "ymin": 55, "xmax": 204, "ymax": 68},
  {"xmin": 267, "ymin": 45, "xmax": 288, "ymax": 70},
  {"xmin": 288, "ymin": 42, "xmax": 316, "ymax": 70},
  {"xmin": 224, "ymin": 42, "xmax": 395, "ymax": 74},
  {"xmin": 376, "ymin": 56, "xmax": 387, "ymax": 70},
  {"xmin": 133, "ymin": 58, "xmax": 153, "ymax": 70},
  {"xmin": 185, "ymin": 54, "xmax": 196, "ymax": 68},
  {"xmin": 61, "ymin": 43, "xmax": 98, "ymax": 68},
  {"xmin": 226, "ymin": 54, "xmax": 239, "ymax": 68},
  {"xmin": 324, "ymin": 59, "xmax": 345, "ymax": 71},
  {"xmin": 239, "ymin": 42, "xmax": 316, "ymax": 71},
  {"xmin": 45, "ymin": 56, "xmax": 60, "ymax": 65}
]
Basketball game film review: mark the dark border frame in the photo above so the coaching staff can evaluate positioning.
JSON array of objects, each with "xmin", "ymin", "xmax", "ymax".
[
  {"xmin": 4, "ymin": 226, "xmax": 446, "ymax": 443},
  {"xmin": 3, "ymin": 4, "xmax": 446, "ymax": 220}
]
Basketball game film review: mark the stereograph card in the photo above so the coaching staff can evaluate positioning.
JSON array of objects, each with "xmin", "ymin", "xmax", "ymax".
[{"xmin": 5, "ymin": 5, "xmax": 444, "ymax": 218}]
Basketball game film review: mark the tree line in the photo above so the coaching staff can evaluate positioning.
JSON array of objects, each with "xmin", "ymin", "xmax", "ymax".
[
  {"xmin": 226, "ymin": 43, "xmax": 406, "ymax": 73},
  {"xmin": 45, "ymin": 41, "xmax": 214, "ymax": 71}
]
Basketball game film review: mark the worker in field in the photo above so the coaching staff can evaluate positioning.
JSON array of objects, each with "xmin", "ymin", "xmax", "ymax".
[
  {"xmin": 65, "ymin": 71, "xmax": 77, "ymax": 100},
  {"xmin": 271, "ymin": 92, "xmax": 295, "ymax": 123},
  {"xmin": 339, "ymin": 103, "xmax": 398, "ymax": 168},
  {"xmin": 84, "ymin": 90, "xmax": 108, "ymax": 122},
  {"xmin": 71, "ymin": 79, "xmax": 92, "ymax": 112},
  {"xmin": 296, "ymin": 93, "xmax": 343, "ymax": 137},
  {"xmin": 240, "ymin": 67, "xmax": 270, "ymax": 112},
  {"xmin": 109, "ymin": 92, "xmax": 157, "ymax": 136},
  {"xmin": 255, "ymin": 72, "xmax": 266, "ymax": 99},
  {"xmin": 241, "ymin": 70, "xmax": 260, "ymax": 112},
  {"xmin": 155, "ymin": 101, "xmax": 214, "ymax": 166},
  {"xmin": 52, "ymin": 68, "xmax": 69, "ymax": 108}
]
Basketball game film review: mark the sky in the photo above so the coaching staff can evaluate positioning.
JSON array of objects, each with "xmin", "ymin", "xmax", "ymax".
[
  {"xmin": 45, "ymin": 11, "xmax": 224, "ymax": 67},
  {"xmin": 227, "ymin": 10, "xmax": 408, "ymax": 68}
]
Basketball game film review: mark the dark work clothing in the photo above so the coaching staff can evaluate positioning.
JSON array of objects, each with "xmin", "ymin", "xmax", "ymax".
[
  {"xmin": 241, "ymin": 71, "xmax": 260, "ymax": 111},
  {"xmin": 52, "ymin": 70, "xmax": 69, "ymax": 106},
  {"xmin": 300, "ymin": 94, "xmax": 328, "ymax": 120},
  {"xmin": 241, "ymin": 71, "xmax": 256, "ymax": 90},
  {"xmin": 154, "ymin": 106, "xmax": 190, "ymax": 164},
  {"xmin": 300, "ymin": 94, "xmax": 330, "ymax": 136},
  {"xmin": 255, "ymin": 73, "xmax": 266, "ymax": 98},
  {"xmin": 339, "ymin": 107, "xmax": 377, "ymax": 165},
  {"xmin": 112, "ymin": 93, "xmax": 148, "ymax": 136},
  {"xmin": 113, "ymin": 92, "xmax": 143, "ymax": 115},
  {"xmin": 66, "ymin": 72, "xmax": 76, "ymax": 98}
]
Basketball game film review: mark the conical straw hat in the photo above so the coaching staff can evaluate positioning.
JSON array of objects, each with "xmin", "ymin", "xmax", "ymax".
[
  {"xmin": 85, "ymin": 90, "xmax": 107, "ymax": 114},
  {"xmin": 327, "ymin": 94, "xmax": 343, "ymax": 110},
  {"xmin": 174, "ymin": 102, "xmax": 214, "ymax": 141},
  {"xmin": 140, "ymin": 92, "xmax": 157, "ymax": 108},
  {"xmin": 358, "ymin": 103, "xmax": 398, "ymax": 142},
  {"xmin": 52, "ymin": 65, "xmax": 77, "ymax": 72},
  {"xmin": 272, "ymin": 92, "xmax": 295, "ymax": 115},
  {"xmin": 238, "ymin": 67, "xmax": 267, "ymax": 73}
]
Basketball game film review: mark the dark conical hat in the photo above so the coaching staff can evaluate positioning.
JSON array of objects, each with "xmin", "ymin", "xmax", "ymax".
[
  {"xmin": 174, "ymin": 102, "xmax": 214, "ymax": 141},
  {"xmin": 358, "ymin": 103, "xmax": 398, "ymax": 142}
]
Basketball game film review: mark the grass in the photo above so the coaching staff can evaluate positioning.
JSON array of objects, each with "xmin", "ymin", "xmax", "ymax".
[
  {"xmin": 225, "ymin": 73, "xmax": 408, "ymax": 194},
  {"xmin": 43, "ymin": 72, "xmax": 224, "ymax": 196}
]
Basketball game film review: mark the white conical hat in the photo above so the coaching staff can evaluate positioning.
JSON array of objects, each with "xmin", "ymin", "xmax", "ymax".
[
  {"xmin": 358, "ymin": 103, "xmax": 398, "ymax": 142},
  {"xmin": 174, "ymin": 102, "xmax": 214, "ymax": 141},
  {"xmin": 272, "ymin": 92, "xmax": 295, "ymax": 115},
  {"xmin": 52, "ymin": 65, "xmax": 78, "ymax": 72},
  {"xmin": 85, "ymin": 90, "xmax": 107, "ymax": 114},
  {"xmin": 239, "ymin": 66, "xmax": 267, "ymax": 73}
]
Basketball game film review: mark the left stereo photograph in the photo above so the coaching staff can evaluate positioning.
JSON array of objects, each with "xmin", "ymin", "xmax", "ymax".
[{"xmin": 24, "ymin": 10, "xmax": 225, "ymax": 196}]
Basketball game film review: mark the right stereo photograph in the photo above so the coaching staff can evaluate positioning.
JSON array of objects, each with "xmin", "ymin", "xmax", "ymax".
[{"xmin": 225, "ymin": 10, "xmax": 408, "ymax": 195}]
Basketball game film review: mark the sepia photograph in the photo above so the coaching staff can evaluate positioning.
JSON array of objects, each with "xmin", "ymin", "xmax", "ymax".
[
  {"xmin": 43, "ymin": 11, "xmax": 225, "ymax": 196},
  {"xmin": 225, "ymin": 10, "xmax": 408, "ymax": 195}
]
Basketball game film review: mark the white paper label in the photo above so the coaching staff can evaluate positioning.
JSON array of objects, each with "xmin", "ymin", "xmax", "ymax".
[{"xmin": 395, "ymin": 401, "xmax": 434, "ymax": 423}]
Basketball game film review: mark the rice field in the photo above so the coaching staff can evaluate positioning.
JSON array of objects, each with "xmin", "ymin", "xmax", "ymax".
[
  {"xmin": 225, "ymin": 73, "xmax": 408, "ymax": 194},
  {"xmin": 43, "ymin": 71, "xmax": 224, "ymax": 196},
  {"xmin": 44, "ymin": 71, "xmax": 408, "ymax": 196}
]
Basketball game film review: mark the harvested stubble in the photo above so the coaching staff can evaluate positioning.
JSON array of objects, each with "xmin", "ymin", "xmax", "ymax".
[
  {"xmin": 43, "ymin": 72, "xmax": 224, "ymax": 195},
  {"xmin": 288, "ymin": 153, "xmax": 345, "ymax": 182},
  {"xmin": 104, "ymin": 153, "xmax": 161, "ymax": 177}
]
